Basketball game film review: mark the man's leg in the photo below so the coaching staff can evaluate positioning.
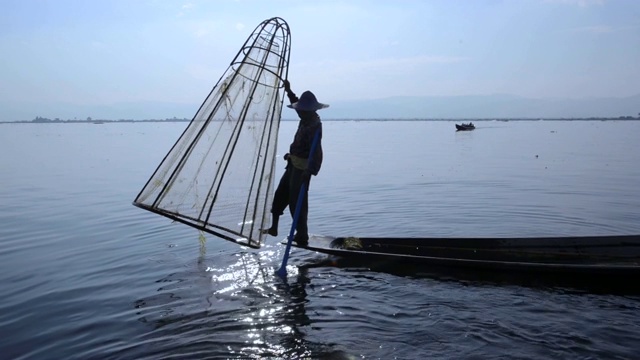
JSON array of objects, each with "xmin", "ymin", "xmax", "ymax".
[
  {"xmin": 288, "ymin": 167, "xmax": 309, "ymax": 245},
  {"xmin": 263, "ymin": 169, "xmax": 290, "ymax": 236},
  {"xmin": 294, "ymin": 191, "xmax": 309, "ymax": 245}
]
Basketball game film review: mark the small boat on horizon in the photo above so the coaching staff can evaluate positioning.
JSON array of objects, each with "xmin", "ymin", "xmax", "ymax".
[{"xmin": 456, "ymin": 122, "xmax": 475, "ymax": 131}]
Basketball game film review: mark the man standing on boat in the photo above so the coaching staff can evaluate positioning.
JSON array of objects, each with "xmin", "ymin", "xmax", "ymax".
[{"xmin": 262, "ymin": 80, "xmax": 328, "ymax": 246}]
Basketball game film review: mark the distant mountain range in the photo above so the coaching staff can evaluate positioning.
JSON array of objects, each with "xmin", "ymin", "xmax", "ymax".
[{"xmin": 2, "ymin": 94, "xmax": 639, "ymax": 122}]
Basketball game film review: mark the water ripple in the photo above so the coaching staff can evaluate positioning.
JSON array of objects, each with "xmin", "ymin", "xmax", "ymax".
[{"xmin": 2, "ymin": 121, "xmax": 640, "ymax": 359}]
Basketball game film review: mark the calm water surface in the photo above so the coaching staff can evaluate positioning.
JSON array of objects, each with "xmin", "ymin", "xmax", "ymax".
[{"xmin": 1, "ymin": 120, "xmax": 640, "ymax": 359}]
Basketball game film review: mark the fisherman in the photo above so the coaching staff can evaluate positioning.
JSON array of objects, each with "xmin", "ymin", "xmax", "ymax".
[{"xmin": 262, "ymin": 80, "xmax": 328, "ymax": 246}]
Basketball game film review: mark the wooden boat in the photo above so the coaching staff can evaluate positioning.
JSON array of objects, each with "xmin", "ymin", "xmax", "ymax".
[
  {"xmin": 290, "ymin": 234, "xmax": 640, "ymax": 278},
  {"xmin": 456, "ymin": 122, "xmax": 475, "ymax": 131}
]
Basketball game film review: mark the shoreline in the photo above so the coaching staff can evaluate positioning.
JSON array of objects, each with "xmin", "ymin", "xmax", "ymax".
[{"xmin": 2, "ymin": 118, "xmax": 640, "ymax": 124}]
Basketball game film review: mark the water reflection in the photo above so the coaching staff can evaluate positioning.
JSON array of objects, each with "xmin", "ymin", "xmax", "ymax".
[
  {"xmin": 233, "ymin": 264, "xmax": 314, "ymax": 358},
  {"xmin": 131, "ymin": 244, "xmax": 340, "ymax": 359}
]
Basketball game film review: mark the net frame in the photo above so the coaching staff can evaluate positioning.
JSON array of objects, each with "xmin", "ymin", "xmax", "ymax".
[{"xmin": 133, "ymin": 17, "xmax": 291, "ymax": 249}]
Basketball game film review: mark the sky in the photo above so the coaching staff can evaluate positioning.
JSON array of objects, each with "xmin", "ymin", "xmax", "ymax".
[{"xmin": 1, "ymin": 0, "xmax": 639, "ymax": 120}]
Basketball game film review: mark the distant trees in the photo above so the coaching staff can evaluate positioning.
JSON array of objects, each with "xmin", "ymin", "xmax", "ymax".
[
  {"xmin": 28, "ymin": 116, "xmax": 192, "ymax": 123},
  {"xmin": 32, "ymin": 116, "xmax": 52, "ymax": 122},
  {"xmin": 31, "ymin": 116, "xmax": 95, "ymax": 122}
]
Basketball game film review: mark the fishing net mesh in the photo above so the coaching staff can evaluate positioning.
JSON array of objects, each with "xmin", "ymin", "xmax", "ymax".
[{"xmin": 133, "ymin": 18, "xmax": 291, "ymax": 249}]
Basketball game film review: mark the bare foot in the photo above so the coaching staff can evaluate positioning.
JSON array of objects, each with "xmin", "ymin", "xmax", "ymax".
[{"xmin": 261, "ymin": 227, "xmax": 278, "ymax": 236}]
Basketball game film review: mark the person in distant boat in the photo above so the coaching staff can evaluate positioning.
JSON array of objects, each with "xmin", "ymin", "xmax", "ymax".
[{"xmin": 262, "ymin": 80, "xmax": 328, "ymax": 246}]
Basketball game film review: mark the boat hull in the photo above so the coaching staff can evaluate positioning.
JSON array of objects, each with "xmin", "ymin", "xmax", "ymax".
[{"xmin": 290, "ymin": 234, "xmax": 640, "ymax": 276}]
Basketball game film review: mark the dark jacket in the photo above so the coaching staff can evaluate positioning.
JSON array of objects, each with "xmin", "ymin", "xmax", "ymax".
[{"xmin": 286, "ymin": 90, "xmax": 323, "ymax": 176}]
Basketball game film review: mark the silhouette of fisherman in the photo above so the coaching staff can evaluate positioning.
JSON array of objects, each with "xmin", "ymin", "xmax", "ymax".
[{"xmin": 262, "ymin": 80, "xmax": 328, "ymax": 246}]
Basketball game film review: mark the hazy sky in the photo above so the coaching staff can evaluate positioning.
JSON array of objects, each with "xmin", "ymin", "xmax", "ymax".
[{"xmin": 1, "ymin": 0, "xmax": 639, "ymax": 120}]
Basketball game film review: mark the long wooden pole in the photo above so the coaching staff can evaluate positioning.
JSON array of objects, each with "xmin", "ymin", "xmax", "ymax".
[{"xmin": 276, "ymin": 128, "xmax": 321, "ymax": 278}]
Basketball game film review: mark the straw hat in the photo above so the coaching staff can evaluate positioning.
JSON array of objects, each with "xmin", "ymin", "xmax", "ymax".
[{"xmin": 287, "ymin": 91, "xmax": 329, "ymax": 111}]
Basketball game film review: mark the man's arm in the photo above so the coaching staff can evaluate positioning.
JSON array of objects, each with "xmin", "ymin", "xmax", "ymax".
[
  {"xmin": 283, "ymin": 79, "xmax": 299, "ymax": 105},
  {"xmin": 311, "ymin": 134, "xmax": 322, "ymax": 176}
]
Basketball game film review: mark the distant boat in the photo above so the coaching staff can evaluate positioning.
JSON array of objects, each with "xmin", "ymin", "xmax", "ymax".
[{"xmin": 455, "ymin": 122, "xmax": 475, "ymax": 131}]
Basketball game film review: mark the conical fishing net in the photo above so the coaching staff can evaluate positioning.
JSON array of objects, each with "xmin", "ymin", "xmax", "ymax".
[{"xmin": 133, "ymin": 17, "xmax": 291, "ymax": 249}]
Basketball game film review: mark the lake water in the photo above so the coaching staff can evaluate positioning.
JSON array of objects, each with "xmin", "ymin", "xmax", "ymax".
[{"xmin": 1, "ymin": 120, "xmax": 639, "ymax": 359}]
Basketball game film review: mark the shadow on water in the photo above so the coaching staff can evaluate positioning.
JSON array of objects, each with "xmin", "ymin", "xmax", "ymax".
[
  {"xmin": 316, "ymin": 254, "xmax": 640, "ymax": 296},
  {"xmin": 121, "ymin": 247, "xmax": 356, "ymax": 360}
]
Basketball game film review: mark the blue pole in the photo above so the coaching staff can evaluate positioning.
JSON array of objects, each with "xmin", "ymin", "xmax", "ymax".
[{"xmin": 276, "ymin": 128, "xmax": 321, "ymax": 278}]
